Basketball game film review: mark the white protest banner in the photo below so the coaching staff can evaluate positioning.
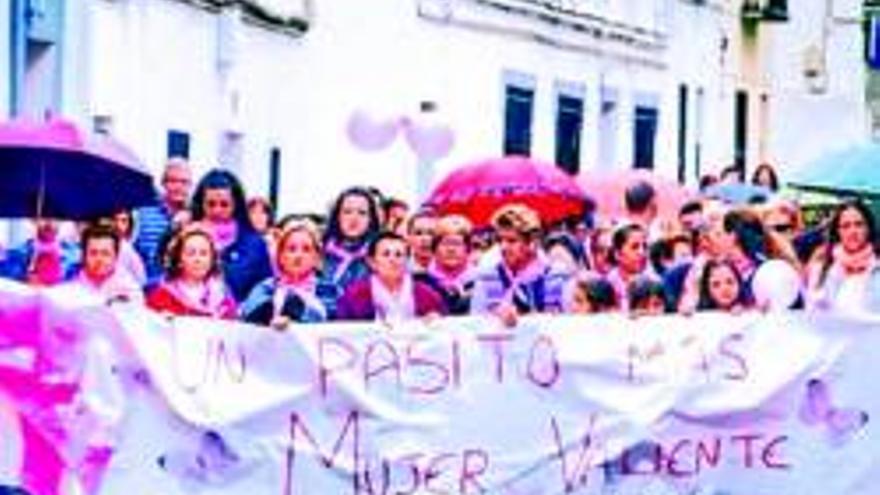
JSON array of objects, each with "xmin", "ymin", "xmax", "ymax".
[{"xmin": 1, "ymin": 282, "xmax": 879, "ymax": 495}]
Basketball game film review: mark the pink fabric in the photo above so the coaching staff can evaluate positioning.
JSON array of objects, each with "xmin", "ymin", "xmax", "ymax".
[
  {"xmin": 28, "ymin": 240, "xmax": 64, "ymax": 286},
  {"xmin": 0, "ymin": 283, "xmax": 120, "ymax": 494},
  {"xmin": 207, "ymin": 219, "xmax": 239, "ymax": 252}
]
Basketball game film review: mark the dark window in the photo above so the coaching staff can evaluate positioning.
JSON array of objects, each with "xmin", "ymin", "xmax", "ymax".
[
  {"xmin": 555, "ymin": 94, "xmax": 583, "ymax": 175},
  {"xmin": 867, "ymin": 13, "xmax": 880, "ymax": 70},
  {"xmin": 734, "ymin": 90, "xmax": 748, "ymax": 172},
  {"xmin": 677, "ymin": 85, "xmax": 688, "ymax": 184},
  {"xmin": 269, "ymin": 147, "xmax": 281, "ymax": 213},
  {"xmin": 633, "ymin": 106, "xmax": 659, "ymax": 170},
  {"xmin": 167, "ymin": 130, "xmax": 190, "ymax": 159},
  {"xmin": 503, "ymin": 85, "xmax": 534, "ymax": 156}
]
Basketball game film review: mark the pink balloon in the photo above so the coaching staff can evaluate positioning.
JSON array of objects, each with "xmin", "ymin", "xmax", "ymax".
[
  {"xmin": 346, "ymin": 110, "xmax": 399, "ymax": 152},
  {"xmin": 403, "ymin": 120, "xmax": 454, "ymax": 162}
]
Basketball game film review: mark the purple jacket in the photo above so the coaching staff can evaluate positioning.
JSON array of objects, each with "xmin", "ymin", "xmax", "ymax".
[{"xmin": 335, "ymin": 278, "xmax": 447, "ymax": 321}]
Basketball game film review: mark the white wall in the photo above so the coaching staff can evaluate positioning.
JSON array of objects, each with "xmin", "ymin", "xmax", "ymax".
[
  {"xmin": 763, "ymin": 0, "xmax": 868, "ymax": 174},
  {"xmin": 75, "ymin": 0, "xmax": 870, "ymax": 219}
]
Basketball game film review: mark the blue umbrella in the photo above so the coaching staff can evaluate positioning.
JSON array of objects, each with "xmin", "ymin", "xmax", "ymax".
[
  {"xmin": 788, "ymin": 143, "xmax": 880, "ymax": 197},
  {"xmin": 0, "ymin": 118, "xmax": 157, "ymax": 220},
  {"xmin": 703, "ymin": 182, "xmax": 772, "ymax": 205}
]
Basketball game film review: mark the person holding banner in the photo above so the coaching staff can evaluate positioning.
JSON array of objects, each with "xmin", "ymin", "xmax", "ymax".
[
  {"xmin": 68, "ymin": 224, "xmax": 143, "ymax": 305},
  {"xmin": 336, "ymin": 232, "xmax": 447, "ymax": 321},
  {"xmin": 807, "ymin": 200, "xmax": 880, "ymax": 314},
  {"xmin": 470, "ymin": 204, "xmax": 571, "ymax": 325},
  {"xmin": 146, "ymin": 224, "xmax": 237, "ymax": 319},
  {"xmin": 240, "ymin": 219, "xmax": 333, "ymax": 326}
]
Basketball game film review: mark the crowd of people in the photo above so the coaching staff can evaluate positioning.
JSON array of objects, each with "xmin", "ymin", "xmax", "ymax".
[{"xmin": 1, "ymin": 158, "xmax": 877, "ymax": 327}]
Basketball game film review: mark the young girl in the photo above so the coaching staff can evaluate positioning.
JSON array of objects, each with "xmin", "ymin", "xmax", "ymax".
[
  {"xmin": 568, "ymin": 276, "xmax": 619, "ymax": 315},
  {"xmin": 147, "ymin": 225, "xmax": 237, "ymax": 319},
  {"xmin": 697, "ymin": 259, "xmax": 751, "ymax": 313},
  {"xmin": 628, "ymin": 276, "xmax": 667, "ymax": 316}
]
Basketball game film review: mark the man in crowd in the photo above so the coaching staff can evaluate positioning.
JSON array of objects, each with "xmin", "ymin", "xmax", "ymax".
[
  {"xmin": 70, "ymin": 224, "xmax": 143, "ymax": 304},
  {"xmin": 134, "ymin": 157, "xmax": 193, "ymax": 287}
]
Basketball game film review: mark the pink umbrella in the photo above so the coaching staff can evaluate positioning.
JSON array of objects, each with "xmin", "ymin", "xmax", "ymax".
[
  {"xmin": 424, "ymin": 156, "xmax": 589, "ymax": 228},
  {"xmin": 0, "ymin": 117, "xmax": 156, "ymax": 220},
  {"xmin": 579, "ymin": 169, "xmax": 694, "ymax": 220}
]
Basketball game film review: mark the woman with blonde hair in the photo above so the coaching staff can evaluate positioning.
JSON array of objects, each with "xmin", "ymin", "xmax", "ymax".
[{"xmin": 240, "ymin": 219, "xmax": 334, "ymax": 326}]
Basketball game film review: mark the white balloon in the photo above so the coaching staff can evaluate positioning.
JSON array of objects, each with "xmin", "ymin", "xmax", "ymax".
[
  {"xmin": 403, "ymin": 120, "xmax": 454, "ymax": 162},
  {"xmin": 346, "ymin": 110, "xmax": 399, "ymax": 152},
  {"xmin": 752, "ymin": 259, "xmax": 802, "ymax": 310}
]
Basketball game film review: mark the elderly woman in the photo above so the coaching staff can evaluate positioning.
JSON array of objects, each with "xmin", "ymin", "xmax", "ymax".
[
  {"xmin": 240, "ymin": 219, "xmax": 334, "ymax": 326},
  {"xmin": 336, "ymin": 232, "xmax": 447, "ymax": 322},
  {"xmin": 424, "ymin": 214, "xmax": 478, "ymax": 315},
  {"xmin": 807, "ymin": 201, "xmax": 880, "ymax": 314}
]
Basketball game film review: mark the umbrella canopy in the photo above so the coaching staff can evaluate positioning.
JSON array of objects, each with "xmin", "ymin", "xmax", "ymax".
[
  {"xmin": 0, "ymin": 118, "xmax": 157, "ymax": 220},
  {"xmin": 703, "ymin": 182, "xmax": 772, "ymax": 205},
  {"xmin": 424, "ymin": 156, "xmax": 588, "ymax": 228},
  {"xmin": 578, "ymin": 169, "xmax": 693, "ymax": 220},
  {"xmin": 788, "ymin": 143, "xmax": 880, "ymax": 198}
]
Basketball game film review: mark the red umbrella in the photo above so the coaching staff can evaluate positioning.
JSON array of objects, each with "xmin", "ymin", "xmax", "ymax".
[
  {"xmin": 424, "ymin": 156, "xmax": 588, "ymax": 228},
  {"xmin": 579, "ymin": 169, "xmax": 694, "ymax": 220}
]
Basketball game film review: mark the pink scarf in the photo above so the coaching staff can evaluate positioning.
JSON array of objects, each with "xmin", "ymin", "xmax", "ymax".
[
  {"xmin": 206, "ymin": 220, "xmax": 239, "ymax": 252},
  {"xmin": 428, "ymin": 261, "xmax": 473, "ymax": 292},
  {"xmin": 324, "ymin": 239, "xmax": 368, "ymax": 282},
  {"xmin": 167, "ymin": 278, "xmax": 231, "ymax": 317},
  {"xmin": 28, "ymin": 239, "xmax": 63, "ymax": 286},
  {"xmin": 833, "ymin": 244, "xmax": 876, "ymax": 275}
]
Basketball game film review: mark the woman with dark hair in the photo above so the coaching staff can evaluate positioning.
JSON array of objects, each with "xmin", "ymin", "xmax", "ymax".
[
  {"xmin": 807, "ymin": 201, "xmax": 880, "ymax": 314},
  {"xmin": 247, "ymin": 197, "xmax": 274, "ymax": 234},
  {"xmin": 240, "ymin": 219, "xmax": 333, "ymax": 326},
  {"xmin": 567, "ymin": 275, "xmax": 618, "ymax": 314},
  {"xmin": 146, "ymin": 224, "xmax": 237, "ymax": 318},
  {"xmin": 628, "ymin": 276, "xmax": 668, "ymax": 316},
  {"xmin": 322, "ymin": 187, "xmax": 382, "ymax": 314},
  {"xmin": 606, "ymin": 223, "xmax": 657, "ymax": 309},
  {"xmin": 697, "ymin": 259, "xmax": 751, "ymax": 312},
  {"xmin": 751, "ymin": 163, "xmax": 780, "ymax": 192},
  {"xmin": 336, "ymin": 232, "xmax": 447, "ymax": 321},
  {"xmin": 190, "ymin": 169, "xmax": 273, "ymax": 302}
]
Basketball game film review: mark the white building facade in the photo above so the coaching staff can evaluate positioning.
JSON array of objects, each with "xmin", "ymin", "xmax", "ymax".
[{"xmin": 1, "ymin": 0, "xmax": 873, "ymax": 216}]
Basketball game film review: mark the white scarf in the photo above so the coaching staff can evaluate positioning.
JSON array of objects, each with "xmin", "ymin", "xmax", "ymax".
[{"xmin": 371, "ymin": 274, "xmax": 416, "ymax": 321}]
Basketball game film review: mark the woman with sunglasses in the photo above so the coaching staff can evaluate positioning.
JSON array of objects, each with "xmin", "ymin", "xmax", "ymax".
[
  {"xmin": 240, "ymin": 220, "xmax": 334, "ymax": 326},
  {"xmin": 189, "ymin": 169, "xmax": 273, "ymax": 303},
  {"xmin": 807, "ymin": 201, "xmax": 880, "ymax": 314},
  {"xmin": 336, "ymin": 232, "xmax": 447, "ymax": 321}
]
